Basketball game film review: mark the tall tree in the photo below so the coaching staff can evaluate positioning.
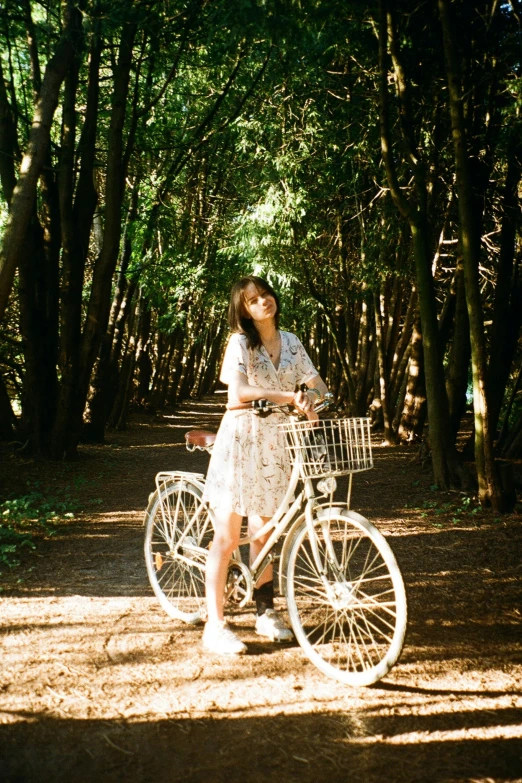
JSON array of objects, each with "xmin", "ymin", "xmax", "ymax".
[
  {"xmin": 0, "ymin": 1, "xmax": 84, "ymax": 322},
  {"xmin": 377, "ymin": 0, "xmax": 462, "ymax": 487},
  {"xmin": 438, "ymin": 0, "xmax": 504, "ymax": 508}
]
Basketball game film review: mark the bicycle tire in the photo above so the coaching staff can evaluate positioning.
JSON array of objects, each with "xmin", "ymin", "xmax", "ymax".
[
  {"xmin": 285, "ymin": 507, "xmax": 407, "ymax": 686},
  {"xmin": 144, "ymin": 480, "xmax": 213, "ymax": 624}
]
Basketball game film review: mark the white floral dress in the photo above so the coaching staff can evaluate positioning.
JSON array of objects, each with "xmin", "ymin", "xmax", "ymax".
[{"xmin": 203, "ymin": 330, "xmax": 318, "ymax": 517}]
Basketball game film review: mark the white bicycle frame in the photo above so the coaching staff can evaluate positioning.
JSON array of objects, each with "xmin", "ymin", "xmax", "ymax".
[
  {"xmin": 147, "ymin": 414, "xmax": 409, "ymax": 688},
  {"xmin": 154, "ymin": 452, "xmax": 346, "ymax": 598},
  {"xmin": 237, "ymin": 458, "xmax": 310, "ymax": 586}
]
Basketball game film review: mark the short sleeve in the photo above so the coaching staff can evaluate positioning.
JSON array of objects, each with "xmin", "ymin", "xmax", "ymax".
[
  {"xmin": 219, "ymin": 333, "xmax": 248, "ymax": 385},
  {"xmin": 293, "ymin": 335, "xmax": 319, "ymax": 385}
]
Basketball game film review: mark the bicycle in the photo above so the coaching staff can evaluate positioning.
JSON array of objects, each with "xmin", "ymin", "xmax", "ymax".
[{"xmin": 144, "ymin": 396, "xmax": 407, "ymax": 686}]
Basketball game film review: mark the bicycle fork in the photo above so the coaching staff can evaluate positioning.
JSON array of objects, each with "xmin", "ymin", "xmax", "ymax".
[{"xmin": 304, "ymin": 487, "xmax": 350, "ymax": 594}]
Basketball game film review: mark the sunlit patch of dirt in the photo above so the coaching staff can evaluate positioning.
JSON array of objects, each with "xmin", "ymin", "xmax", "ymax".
[{"xmin": 0, "ymin": 399, "xmax": 521, "ymax": 782}]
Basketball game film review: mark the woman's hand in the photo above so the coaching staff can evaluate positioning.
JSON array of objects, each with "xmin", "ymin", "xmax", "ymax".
[{"xmin": 291, "ymin": 389, "xmax": 318, "ymax": 420}]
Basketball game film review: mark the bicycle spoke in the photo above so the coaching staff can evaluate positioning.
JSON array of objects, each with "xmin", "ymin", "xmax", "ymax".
[
  {"xmin": 145, "ymin": 482, "xmax": 213, "ymax": 622},
  {"xmin": 286, "ymin": 511, "xmax": 407, "ymax": 686}
]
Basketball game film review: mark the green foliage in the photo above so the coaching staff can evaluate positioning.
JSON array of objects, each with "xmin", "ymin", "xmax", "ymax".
[
  {"xmin": 1, "ymin": 0, "xmax": 521, "ymax": 454},
  {"xmin": 406, "ymin": 493, "xmax": 483, "ymax": 528},
  {"xmin": 0, "ymin": 487, "xmax": 76, "ymax": 573},
  {"xmin": 0, "ymin": 526, "xmax": 35, "ymax": 572}
]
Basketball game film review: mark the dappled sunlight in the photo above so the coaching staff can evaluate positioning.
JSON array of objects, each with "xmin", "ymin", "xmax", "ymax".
[
  {"xmin": 1, "ymin": 399, "xmax": 521, "ymax": 780},
  {"xmin": 351, "ymin": 721, "xmax": 522, "ymax": 745},
  {"xmin": 162, "ymin": 408, "xmax": 224, "ymax": 420},
  {"xmin": 1, "ymin": 684, "xmax": 521, "ymax": 782},
  {"xmin": 1, "ymin": 593, "xmax": 520, "ymax": 728},
  {"xmin": 1, "ymin": 714, "xmax": 521, "ymax": 783},
  {"xmin": 124, "ymin": 440, "xmax": 189, "ymax": 447},
  {"xmin": 87, "ymin": 511, "xmax": 142, "ymax": 523}
]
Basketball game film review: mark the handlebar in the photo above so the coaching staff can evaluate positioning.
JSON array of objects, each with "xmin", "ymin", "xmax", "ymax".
[{"xmin": 227, "ymin": 391, "xmax": 335, "ymax": 416}]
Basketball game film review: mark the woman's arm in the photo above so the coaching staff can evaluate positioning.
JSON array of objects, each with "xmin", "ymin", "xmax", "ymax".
[
  {"xmin": 227, "ymin": 371, "xmax": 298, "ymax": 406},
  {"xmin": 306, "ymin": 375, "xmax": 329, "ymax": 399},
  {"xmin": 227, "ymin": 371, "xmax": 328, "ymax": 415}
]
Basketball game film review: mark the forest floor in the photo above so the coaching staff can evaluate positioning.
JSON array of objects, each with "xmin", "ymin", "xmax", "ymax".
[{"xmin": 0, "ymin": 398, "xmax": 521, "ymax": 783}]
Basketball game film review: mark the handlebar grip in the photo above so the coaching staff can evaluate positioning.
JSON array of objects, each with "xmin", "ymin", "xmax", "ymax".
[{"xmin": 226, "ymin": 402, "xmax": 254, "ymax": 411}]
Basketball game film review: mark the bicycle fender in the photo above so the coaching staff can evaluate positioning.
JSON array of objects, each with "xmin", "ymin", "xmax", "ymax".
[{"xmin": 143, "ymin": 476, "xmax": 208, "ymax": 526}]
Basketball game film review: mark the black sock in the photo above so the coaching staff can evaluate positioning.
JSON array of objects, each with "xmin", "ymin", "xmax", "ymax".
[{"xmin": 254, "ymin": 581, "xmax": 274, "ymax": 616}]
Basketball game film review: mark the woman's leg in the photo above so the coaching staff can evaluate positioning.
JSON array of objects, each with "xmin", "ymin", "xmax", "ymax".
[
  {"xmin": 248, "ymin": 515, "xmax": 293, "ymax": 641},
  {"xmin": 205, "ymin": 510, "xmax": 243, "ymax": 624},
  {"xmin": 248, "ymin": 515, "xmax": 272, "ymax": 586}
]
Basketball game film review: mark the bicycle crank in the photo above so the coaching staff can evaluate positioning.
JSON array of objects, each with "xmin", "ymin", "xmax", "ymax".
[{"xmin": 225, "ymin": 560, "xmax": 252, "ymax": 608}]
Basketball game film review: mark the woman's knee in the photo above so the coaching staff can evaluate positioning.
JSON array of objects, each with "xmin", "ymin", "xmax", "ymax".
[
  {"xmin": 211, "ymin": 516, "xmax": 241, "ymax": 555},
  {"xmin": 212, "ymin": 532, "xmax": 238, "ymax": 555},
  {"xmin": 248, "ymin": 515, "xmax": 270, "ymax": 546}
]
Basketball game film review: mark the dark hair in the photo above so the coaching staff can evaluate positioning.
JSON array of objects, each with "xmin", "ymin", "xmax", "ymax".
[{"xmin": 228, "ymin": 275, "xmax": 280, "ymax": 349}]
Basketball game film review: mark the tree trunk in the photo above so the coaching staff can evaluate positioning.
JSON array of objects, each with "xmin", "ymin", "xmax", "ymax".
[
  {"xmin": 107, "ymin": 295, "xmax": 140, "ymax": 430},
  {"xmin": 85, "ymin": 185, "xmax": 139, "ymax": 441},
  {"xmin": 51, "ymin": 24, "xmax": 102, "ymax": 458},
  {"xmin": 487, "ymin": 130, "xmax": 522, "ymax": 432},
  {"xmin": 445, "ymin": 261, "xmax": 471, "ymax": 441},
  {"xmin": 197, "ymin": 322, "xmax": 226, "ymax": 395},
  {"xmin": 0, "ymin": 59, "xmax": 18, "ymax": 205},
  {"xmin": 398, "ymin": 312, "xmax": 427, "ymax": 442},
  {"xmin": 439, "ymin": 0, "xmax": 503, "ymax": 509},
  {"xmin": 354, "ymin": 296, "xmax": 372, "ymax": 415},
  {"xmin": 321, "ymin": 309, "xmax": 357, "ymax": 409},
  {"xmin": 504, "ymin": 412, "xmax": 522, "ymax": 459},
  {"xmin": 498, "ymin": 356, "xmax": 522, "ymax": 452},
  {"xmin": 373, "ymin": 288, "xmax": 394, "ymax": 443},
  {"xmin": 136, "ymin": 305, "xmax": 152, "ymax": 406},
  {"xmin": 112, "ymin": 295, "xmax": 152, "ymax": 431},
  {"xmin": 378, "ymin": 0, "xmax": 461, "ymax": 487},
  {"xmin": 0, "ymin": 2, "xmax": 83, "ymax": 322},
  {"xmin": 17, "ymin": 215, "xmax": 59, "ymax": 454},
  {"xmin": 159, "ymin": 333, "xmax": 180, "ymax": 408},
  {"xmin": 0, "ymin": 374, "xmax": 15, "ymax": 439},
  {"xmin": 384, "ymin": 276, "xmax": 403, "ymax": 369},
  {"xmin": 50, "ymin": 20, "xmax": 138, "ymax": 458},
  {"xmin": 389, "ymin": 285, "xmax": 416, "ymax": 406}
]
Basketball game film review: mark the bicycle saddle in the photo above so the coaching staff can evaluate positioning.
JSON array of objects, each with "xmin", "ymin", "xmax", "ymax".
[{"xmin": 185, "ymin": 430, "xmax": 216, "ymax": 448}]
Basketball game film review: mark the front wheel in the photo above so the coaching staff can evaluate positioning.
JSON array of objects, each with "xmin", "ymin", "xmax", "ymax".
[{"xmin": 285, "ymin": 508, "xmax": 407, "ymax": 686}]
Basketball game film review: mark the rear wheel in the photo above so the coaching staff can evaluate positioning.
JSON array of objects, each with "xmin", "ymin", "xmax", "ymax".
[
  {"xmin": 286, "ymin": 508, "xmax": 407, "ymax": 686},
  {"xmin": 144, "ymin": 481, "xmax": 213, "ymax": 624}
]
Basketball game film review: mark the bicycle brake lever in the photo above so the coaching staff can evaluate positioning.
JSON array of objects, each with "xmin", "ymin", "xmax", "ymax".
[
  {"xmin": 252, "ymin": 399, "xmax": 272, "ymax": 417},
  {"xmin": 313, "ymin": 392, "xmax": 334, "ymax": 414}
]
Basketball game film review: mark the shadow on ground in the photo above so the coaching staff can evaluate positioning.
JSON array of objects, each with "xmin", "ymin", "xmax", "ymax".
[{"xmin": 1, "ymin": 710, "xmax": 521, "ymax": 783}]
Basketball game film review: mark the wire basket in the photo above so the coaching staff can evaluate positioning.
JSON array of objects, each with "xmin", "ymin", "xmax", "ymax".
[{"xmin": 279, "ymin": 417, "xmax": 373, "ymax": 478}]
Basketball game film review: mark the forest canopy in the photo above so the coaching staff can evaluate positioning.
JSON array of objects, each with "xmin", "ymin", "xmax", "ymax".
[{"xmin": 0, "ymin": 0, "xmax": 521, "ymax": 511}]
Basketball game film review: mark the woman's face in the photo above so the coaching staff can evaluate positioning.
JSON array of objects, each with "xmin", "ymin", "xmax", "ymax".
[{"xmin": 242, "ymin": 282, "xmax": 277, "ymax": 324}]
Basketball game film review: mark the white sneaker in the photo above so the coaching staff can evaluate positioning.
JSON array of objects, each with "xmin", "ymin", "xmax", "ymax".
[
  {"xmin": 202, "ymin": 620, "xmax": 247, "ymax": 655},
  {"xmin": 255, "ymin": 608, "xmax": 294, "ymax": 642}
]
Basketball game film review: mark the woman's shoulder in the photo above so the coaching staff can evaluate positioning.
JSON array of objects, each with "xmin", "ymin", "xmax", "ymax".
[
  {"xmin": 281, "ymin": 330, "xmax": 300, "ymax": 344},
  {"xmin": 224, "ymin": 332, "xmax": 250, "ymax": 360},
  {"xmin": 227, "ymin": 331, "xmax": 248, "ymax": 347}
]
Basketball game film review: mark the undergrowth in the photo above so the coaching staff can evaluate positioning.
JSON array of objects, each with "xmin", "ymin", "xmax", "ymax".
[
  {"xmin": 0, "ymin": 485, "xmax": 76, "ymax": 574},
  {"xmin": 405, "ymin": 488, "xmax": 505, "ymax": 527}
]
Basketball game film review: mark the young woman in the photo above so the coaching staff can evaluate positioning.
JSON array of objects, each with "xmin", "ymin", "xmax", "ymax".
[{"xmin": 202, "ymin": 275, "xmax": 329, "ymax": 655}]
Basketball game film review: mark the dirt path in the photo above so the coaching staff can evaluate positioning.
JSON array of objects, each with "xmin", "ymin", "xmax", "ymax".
[{"xmin": 1, "ymin": 400, "xmax": 521, "ymax": 783}]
